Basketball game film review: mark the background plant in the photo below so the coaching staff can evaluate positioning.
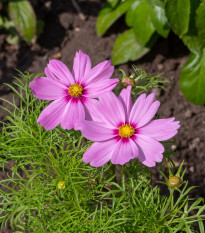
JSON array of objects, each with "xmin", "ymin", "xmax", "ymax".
[
  {"xmin": 96, "ymin": 0, "xmax": 205, "ymax": 105},
  {"xmin": 0, "ymin": 72, "xmax": 204, "ymax": 232},
  {"xmin": 0, "ymin": 0, "xmax": 41, "ymax": 44}
]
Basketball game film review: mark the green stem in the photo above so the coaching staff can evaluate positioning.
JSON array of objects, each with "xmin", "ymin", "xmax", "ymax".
[
  {"xmin": 160, "ymin": 188, "xmax": 174, "ymax": 218},
  {"xmin": 76, "ymin": 134, "xmax": 83, "ymax": 150},
  {"xmin": 121, "ymin": 165, "xmax": 125, "ymax": 191}
]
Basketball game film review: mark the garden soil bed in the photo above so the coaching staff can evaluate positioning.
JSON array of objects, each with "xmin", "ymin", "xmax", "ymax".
[{"xmin": 0, "ymin": 0, "xmax": 205, "ymax": 232}]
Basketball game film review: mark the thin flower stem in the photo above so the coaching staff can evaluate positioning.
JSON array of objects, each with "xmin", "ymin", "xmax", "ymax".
[
  {"xmin": 160, "ymin": 188, "xmax": 174, "ymax": 218},
  {"xmin": 76, "ymin": 134, "xmax": 83, "ymax": 150},
  {"xmin": 121, "ymin": 165, "xmax": 125, "ymax": 191}
]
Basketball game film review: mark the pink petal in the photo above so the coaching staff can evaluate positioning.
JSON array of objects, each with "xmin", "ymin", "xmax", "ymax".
[
  {"xmin": 137, "ymin": 101, "xmax": 160, "ymax": 128},
  {"xmin": 84, "ymin": 78, "xmax": 119, "ymax": 98},
  {"xmin": 97, "ymin": 92, "xmax": 126, "ymax": 127},
  {"xmin": 61, "ymin": 98, "xmax": 85, "ymax": 130},
  {"xmin": 29, "ymin": 77, "xmax": 67, "ymax": 100},
  {"xmin": 83, "ymin": 98, "xmax": 101, "ymax": 121},
  {"xmin": 37, "ymin": 97, "xmax": 69, "ymax": 130},
  {"xmin": 77, "ymin": 120, "xmax": 114, "ymax": 141},
  {"xmin": 111, "ymin": 139, "xmax": 134, "ymax": 165},
  {"xmin": 134, "ymin": 134, "xmax": 164, "ymax": 167},
  {"xmin": 85, "ymin": 60, "xmax": 114, "ymax": 84},
  {"xmin": 83, "ymin": 140, "xmax": 115, "ymax": 167},
  {"xmin": 72, "ymin": 50, "xmax": 92, "ymax": 83},
  {"xmin": 129, "ymin": 93, "xmax": 156, "ymax": 125},
  {"xmin": 47, "ymin": 59, "xmax": 75, "ymax": 86},
  {"xmin": 45, "ymin": 67, "xmax": 58, "ymax": 82},
  {"xmin": 118, "ymin": 86, "xmax": 133, "ymax": 121},
  {"xmin": 139, "ymin": 118, "xmax": 180, "ymax": 141}
]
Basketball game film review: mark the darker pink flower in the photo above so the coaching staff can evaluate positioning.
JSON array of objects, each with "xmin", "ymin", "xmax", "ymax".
[
  {"xmin": 29, "ymin": 50, "xmax": 118, "ymax": 130},
  {"xmin": 77, "ymin": 86, "xmax": 180, "ymax": 167}
]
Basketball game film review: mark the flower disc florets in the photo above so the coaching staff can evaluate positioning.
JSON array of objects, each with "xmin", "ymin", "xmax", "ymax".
[
  {"xmin": 118, "ymin": 124, "xmax": 135, "ymax": 138},
  {"xmin": 68, "ymin": 83, "xmax": 83, "ymax": 97}
]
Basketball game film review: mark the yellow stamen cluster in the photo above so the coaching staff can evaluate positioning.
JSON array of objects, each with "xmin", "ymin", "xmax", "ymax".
[
  {"xmin": 68, "ymin": 83, "xmax": 83, "ymax": 97},
  {"xmin": 118, "ymin": 124, "xmax": 135, "ymax": 138}
]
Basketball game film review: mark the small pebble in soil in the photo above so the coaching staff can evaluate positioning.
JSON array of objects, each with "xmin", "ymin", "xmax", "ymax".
[
  {"xmin": 45, "ymin": 1, "xmax": 51, "ymax": 9},
  {"xmin": 157, "ymin": 64, "xmax": 164, "ymax": 71},
  {"xmin": 75, "ymin": 27, "xmax": 80, "ymax": 32},
  {"xmin": 171, "ymin": 144, "xmax": 177, "ymax": 151},
  {"xmin": 152, "ymin": 87, "xmax": 161, "ymax": 97},
  {"xmin": 189, "ymin": 137, "xmax": 200, "ymax": 150},
  {"xmin": 189, "ymin": 166, "xmax": 195, "ymax": 173},
  {"xmin": 184, "ymin": 109, "xmax": 192, "ymax": 118}
]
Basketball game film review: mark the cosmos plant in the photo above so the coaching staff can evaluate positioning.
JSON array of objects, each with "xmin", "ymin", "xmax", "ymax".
[{"xmin": 0, "ymin": 54, "xmax": 204, "ymax": 232}]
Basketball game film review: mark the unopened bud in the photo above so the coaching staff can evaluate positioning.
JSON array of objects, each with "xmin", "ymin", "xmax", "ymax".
[
  {"xmin": 168, "ymin": 176, "xmax": 182, "ymax": 188},
  {"xmin": 58, "ymin": 181, "xmax": 65, "ymax": 190},
  {"xmin": 121, "ymin": 77, "xmax": 135, "ymax": 88}
]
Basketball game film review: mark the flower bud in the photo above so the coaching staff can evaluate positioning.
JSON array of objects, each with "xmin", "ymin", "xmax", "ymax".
[
  {"xmin": 58, "ymin": 181, "xmax": 65, "ymax": 190},
  {"xmin": 168, "ymin": 176, "xmax": 182, "ymax": 188},
  {"xmin": 121, "ymin": 77, "xmax": 135, "ymax": 88}
]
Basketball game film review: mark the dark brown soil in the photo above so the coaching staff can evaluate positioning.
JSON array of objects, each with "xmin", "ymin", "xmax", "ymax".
[{"xmin": 0, "ymin": 0, "xmax": 205, "ymax": 232}]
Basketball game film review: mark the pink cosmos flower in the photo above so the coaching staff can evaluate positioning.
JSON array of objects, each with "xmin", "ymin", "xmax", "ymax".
[
  {"xmin": 29, "ymin": 50, "xmax": 118, "ymax": 130},
  {"xmin": 77, "ymin": 86, "xmax": 180, "ymax": 167}
]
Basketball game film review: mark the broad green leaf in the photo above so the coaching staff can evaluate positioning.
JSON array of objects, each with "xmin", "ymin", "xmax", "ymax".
[
  {"xmin": 112, "ymin": 29, "xmax": 150, "ymax": 65},
  {"xmin": 182, "ymin": 0, "xmax": 201, "ymax": 54},
  {"xmin": 165, "ymin": 0, "xmax": 190, "ymax": 37},
  {"xmin": 126, "ymin": 0, "xmax": 155, "ymax": 46},
  {"xmin": 107, "ymin": 0, "xmax": 120, "ymax": 8},
  {"xmin": 9, "ymin": 0, "xmax": 36, "ymax": 43},
  {"xmin": 6, "ymin": 27, "xmax": 21, "ymax": 45},
  {"xmin": 96, "ymin": 0, "xmax": 135, "ymax": 36},
  {"xmin": 148, "ymin": 0, "xmax": 164, "ymax": 8},
  {"xmin": 182, "ymin": 35, "xmax": 201, "ymax": 55},
  {"xmin": 125, "ymin": 0, "xmax": 140, "ymax": 27},
  {"xmin": 196, "ymin": 3, "xmax": 205, "ymax": 48},
  {"xmin": 180, "ymin": 49, "xmax": 205, "ymax": 105},
  {"xmin": 151, "ymin": 4, "xmax": 170, "ymax": 38}
]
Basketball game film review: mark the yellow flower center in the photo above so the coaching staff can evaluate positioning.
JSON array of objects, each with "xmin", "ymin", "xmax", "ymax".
[
  {"xmin": 118, "ymin": 124, "xmax": 135, "ymax": 138},
  {"xmin": 68, "ymin": 83, "xmax": 83, "ymax": 97}
]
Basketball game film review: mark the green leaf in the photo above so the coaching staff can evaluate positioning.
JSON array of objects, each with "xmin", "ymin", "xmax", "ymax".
[
  {"xmin": 150, "ymin": 4, "xmax": 170, "ymax": 38},
  {"xmin": 112, "ymin": 29, "xmax": 150, "ymax": 65},
  {"xmin": 180, "ymin": 49, "xmax": 205, "ymax": 105},
  {"xmin": 182, "ymin": 0, "xmax": 201, "ymax": 54},
  {"xmin": 96, "ymin": 0, "xmax": 135, "ymax": 36},
  {"xmin": 182, "ymin": 35, "xmax": 202, "ymax": 55},
  {"xmin": 107, "ymin": 0, "xmax": 120, "ymax": 8},
  {"xmin": 125, "ymin": 0, "xmax": 140, "ymax": 27},
  {"xmin": 196, "ymin": 3, "xmax": 205, "ymax": 48},
  {"xmin": 9, "ymin": 0, "xmax": 36, "ymax": 43},
  {"xmin": 6, "ymin": 27, "xmax": 21, "ymax": 45},
  {"xmin": 165, "ymin": 0, "xmax": 190, "ymax": 37},
  {"xmin": 126, "ymin": 0, "xmax": 155, "ymax": 46}
]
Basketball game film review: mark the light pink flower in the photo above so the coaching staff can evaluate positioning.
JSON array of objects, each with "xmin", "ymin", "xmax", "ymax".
[
  {"xmin": 29, "ymin": 50, "xmax": 118, "ymax": 130},
  {"xmin": 77, "ymin": 86, "xmax": 180, "ymax": 167}
]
